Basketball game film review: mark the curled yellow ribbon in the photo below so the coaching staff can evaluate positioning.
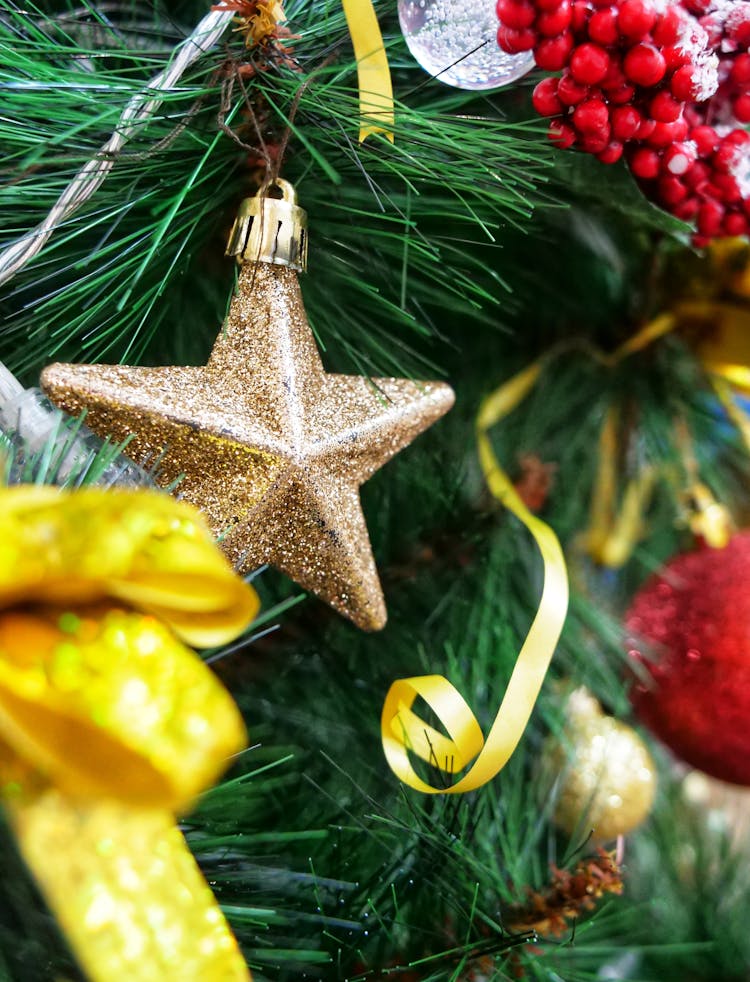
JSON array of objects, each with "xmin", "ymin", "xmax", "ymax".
[
  {"xmin": 0, "ymin": 487, "xmax": 259, "ymax": 982},
  {"xmin": 381, "ymin": 363, "xmax": 569, "ymax": 793},
  {"xmin": 341, "ymin": 0, "xmax": 394, "ymax": 142}
]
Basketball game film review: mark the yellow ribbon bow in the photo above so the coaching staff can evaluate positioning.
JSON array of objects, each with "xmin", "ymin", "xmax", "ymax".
[
  {"xmin": 0, "ymin": 487, "xmax": 259, "ymax": 982},
  {"xmin": 382, "ymin": 364, "xmax": 569, "ymax": 793}
]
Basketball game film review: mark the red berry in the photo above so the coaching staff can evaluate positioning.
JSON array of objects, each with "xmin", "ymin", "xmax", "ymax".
[
  {"xmin": 662, "ymin": 45, "xmax": 689, "ymax": 72},
  {"xmin": 608, "ymin": 83, "xmax": 636, "ymax": 104},
  {"xmin": 670, "ymin": 66, "xmax": 697, "ymax": 102},
  {"xmin": 580, "ymin": 130, "xmax": 611, "ymax": 153},
  {"xmin": 537, "ymin": 0, "xmax": 572, "ymax": 35},
  {"xmin": 588, "ymin": 8, "xmax": 619, "ymax": 44},
  {"xmin": 624, "ymin": 43, "xmax": 667, "ymax": 86},
  {"xmin": 731, "ymin": 53, "xmax": 750, "ymax": 86},
  {"xmin": 535, "ymin": 31, "xmax": 574, "ymax": 69},
  {"xmin": 597, "ymin": 140, "xmax": 624, "ymax": 163},
  {"xmin": 650, "ymin": 91, "xmax": 682, "ymax": 122},
  {"xmin": 713, "ymin": 143, "xmax": 739, "ymax": 173},
  {"xmin": 497, "ymin": 24, "xmax": 536, "ymax": 52},
  {"xmin": 630, "ymin": 146, "xmax": 661, "ymax": 179},
  {"xmin": 533, "ymin": 77, "xmax": 564, "ymax": 116},
  {"xmin": 548, "ymin": 119, "xmax": 576, "ymax": 148},
  {"xmin": 571, "ymin": 0, "xmax": 591, "ymax": 32},
  {"xmin": 652, "ymin": 7, "xmax": 681, "ymax": 46},
  {"xmin": 658, "ymin": 174, "xmax": 688, "ymax": 205},
  {"xmin": 601, "ymin": 57, "xmax": 627, "ymax": 91},
  {"xmin": 648, "ymin": 118, "xmax": 688, "ymax": 146},
  {"xmin": 674, "ymin": 197, "xmax": 700, "ymax": 221},
  {"xmin": 731, "ymin": 18, "xmax": 750, "ymax": 47},
  {"xmin": 726, "ymin": 129, "xmax": 750, "ymax": 146},
  {"xmin": 733, "ymin": 94, "xmax": 750, "ymax": 123},
  {"xmin": 496, "ymin": 0, "xmax": 536, "ymax": 29},
  {"xmin": 537, "ymin": 0, "xmax": 565, "ymax": 11},
  {"xmin": 570, "ymin": 43, "xmax": 610, "ymax": 84},
  {"xmin": 573, "ymin": 97, "xmax": 610, "ymax": 133},
  {"xmin": 617, "ymin": 0, "xmax": 656, "ymax": 40},
  {"xmin": 611, "ymin": 105, "xmax": 641, "ymax": 140},
  {"xmin": 690, "ymin": 126, "xmax": 718, "ymax": 157},
  {"xmin": 636, "ymin": 117, "xmax": 656, "ymax": 139},
  {"xmin": 714, "ymin": 173, "xmax": 742, "ymax": 204},
  {"xmin": 684, "ymin": 160, "xmax": 710, "ymax": 191},
  {"xmin": 697, "ymin": 199, "xmax": 725, "ymax": 237},
  {"xmin": 662, "ymin": 142, "xmax": 696, "ymax": 176},
  {"xmin": 724, "ymin": 213, "xmax": 748, "ymax": 236},
  {"xmin": 557, "ymin": 73, "xmax": 590, "ymax": 105}
]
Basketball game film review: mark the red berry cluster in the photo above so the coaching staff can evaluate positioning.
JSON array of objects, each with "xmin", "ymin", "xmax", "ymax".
[{"xmin": 497, "ymin": 0, "xmax": 750, "ymax": 242}]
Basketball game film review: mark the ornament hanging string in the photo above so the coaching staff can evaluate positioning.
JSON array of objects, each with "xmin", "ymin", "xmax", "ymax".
[
  {"xmin": 0, "ymin": 2, "xmax": 393, "ymax": 289},
  {"xmin": 381, "ymin": 362, "xmax": 569, "ymax": 793}
]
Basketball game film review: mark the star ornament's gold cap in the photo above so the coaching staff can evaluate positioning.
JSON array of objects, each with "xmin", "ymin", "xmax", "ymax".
[{"xmin": 225, "ymin": 178, "xmax": 308, "ymax": 272}]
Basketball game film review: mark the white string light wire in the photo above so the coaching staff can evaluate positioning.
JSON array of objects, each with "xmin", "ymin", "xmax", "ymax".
[{"xmin": 0, "ymin": 8, "xmax": 234, "ymax": 289}]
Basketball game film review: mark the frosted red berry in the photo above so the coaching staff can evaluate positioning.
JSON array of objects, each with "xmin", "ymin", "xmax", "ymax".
[{"xmin": 495, "ymin": 0, "xmax": 750, "ymax": 241}]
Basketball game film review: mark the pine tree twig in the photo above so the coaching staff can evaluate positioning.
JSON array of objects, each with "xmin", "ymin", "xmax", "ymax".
[{"xmin": 0, "ymin": 8, "xmax": 234, "ymax": 290}]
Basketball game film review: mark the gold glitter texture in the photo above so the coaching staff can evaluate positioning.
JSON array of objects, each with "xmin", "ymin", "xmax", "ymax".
[
  {"xmin": 0, "ymin": 605, "xmax": 246, "ymax": 810},
  {"xmin": 42, "ymin": 263, "xmax": 455, "ymax": 630},
  {"xmin": 7, "ymin": 792, "xmax": 249, "ymax": 982},
  {"xmin": 551, "ymin": 688, "xmax": 656, "ymax": 840},
  {"xmin": 0, "ymin": 486, "xmax": 260, "ymax": 647},
  {"xmin": 0, "ymin": 485, "xmax": 257, "ymax": 981}
]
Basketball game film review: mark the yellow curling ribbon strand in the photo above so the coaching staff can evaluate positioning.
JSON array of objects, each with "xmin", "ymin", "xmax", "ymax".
[
  {"xmin": 584, "ymin": 406, "xmax": 657, "ymax": 569},
  {"xmin": 382, "ymin": 362, "xmax": 569, "ymax": 793},
  {"xmin": 341, "ymin": 0, "xmax": 394, "ymax": 142},
  {"xmin": 0, "ymin": 487, "xmax": 258, "ymax": 982}
]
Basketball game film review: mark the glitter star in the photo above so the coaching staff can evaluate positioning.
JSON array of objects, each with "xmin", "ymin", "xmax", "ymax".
[{"xmin": 42, "ymin": 263, "xmax": 454, "ymax": 630}]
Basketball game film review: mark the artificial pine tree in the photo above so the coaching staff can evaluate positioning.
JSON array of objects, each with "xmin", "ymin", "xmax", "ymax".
[{"xmin": 2, "ymin": 1, "xmax": 750, "ymax": 980}]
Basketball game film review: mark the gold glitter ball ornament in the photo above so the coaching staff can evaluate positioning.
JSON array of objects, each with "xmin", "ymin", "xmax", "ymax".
[
  {"xmin": 551, "ymin": 688, "xmax": 656, "ymax": 840},
  {"xmin": 42, "ymin": 181, "xmax": 455, "ymax": 630}
]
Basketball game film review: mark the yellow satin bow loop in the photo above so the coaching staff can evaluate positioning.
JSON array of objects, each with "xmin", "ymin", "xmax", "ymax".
[
  {"xmin": 341, "ymin": 0, "xmax": 395, "ymax": 142},
  {"xmin": 0, "ymin": 486, "xmax": 258, "ymax": 647},
  {"xmin": 0, "ymin": 487, "xmax": 258, "ymax": 982},
  {"xmin": 382, "ymin": 362, "xmax": 569, "ymax": 793}
]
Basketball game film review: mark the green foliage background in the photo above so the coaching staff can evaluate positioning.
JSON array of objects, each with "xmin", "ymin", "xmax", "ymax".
[{"xmin": 1, "ymin": 1, "xmax": 749, "ymax": 980}]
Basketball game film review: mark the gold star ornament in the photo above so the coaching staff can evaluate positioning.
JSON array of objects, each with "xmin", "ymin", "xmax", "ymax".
[{"xmin": 42, "ymin": 181, "xmax": 454, "ymax": 630}]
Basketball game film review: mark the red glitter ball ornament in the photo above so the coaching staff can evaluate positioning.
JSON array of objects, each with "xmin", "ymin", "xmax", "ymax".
[{"xmin": 626, "ymin": 533, "xmax": 750, "ymax": 786}]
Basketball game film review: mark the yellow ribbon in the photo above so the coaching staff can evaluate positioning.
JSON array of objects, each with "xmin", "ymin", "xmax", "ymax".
[
  {"xmin": 584, "ymin": 406, "xmax": 657, "ymax": 568},
  {"xmin": 381, "ymin": 362, "xmax": 569, "ymax": 793},
  {"xmin": 0, "ymin": 487, "xmax": 259, "ymax": 982},
  {"xmin": 341, "ymin": 0, "xmax": 395, "ymax": 142},
  {"xmin": 213, "ymin": 0, "xmax": 394, "ymax": 143}
]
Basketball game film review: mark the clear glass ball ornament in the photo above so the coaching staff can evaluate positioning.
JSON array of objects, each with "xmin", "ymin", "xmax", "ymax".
[{"xmin": 398, "ymin": 0, "xmax": 535, "ymax": 90}]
